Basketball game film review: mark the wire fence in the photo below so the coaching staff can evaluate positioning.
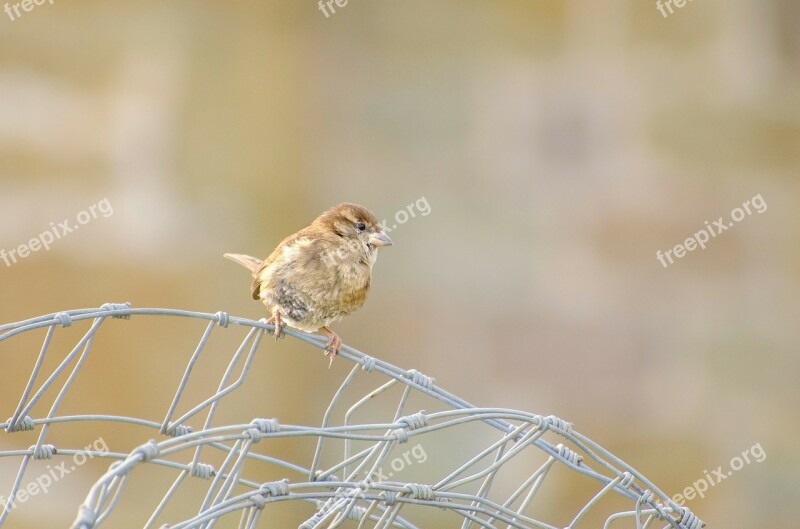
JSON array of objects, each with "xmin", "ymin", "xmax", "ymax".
[{"xmin": 0, "ymin": 304, "xmax": 705, "ymax": 529}]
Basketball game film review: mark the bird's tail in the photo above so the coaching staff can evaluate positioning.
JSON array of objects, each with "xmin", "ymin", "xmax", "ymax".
[{"xmin": 223, "ymin": 253, "xmax": 264, "ymax": 273}]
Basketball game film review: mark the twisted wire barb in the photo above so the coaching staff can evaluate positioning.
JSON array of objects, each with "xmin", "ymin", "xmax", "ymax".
[{"xmin": 0, "ymin": 304, "xmax": 704, "ymax": 529}]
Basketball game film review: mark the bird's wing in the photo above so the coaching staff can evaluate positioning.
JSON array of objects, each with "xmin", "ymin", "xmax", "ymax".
[{"xmin": 249, "ymin": 230, "xmax": 318, "ymax": 301}]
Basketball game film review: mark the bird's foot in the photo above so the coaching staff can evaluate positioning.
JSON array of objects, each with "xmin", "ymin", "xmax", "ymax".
[
  {"xmin": 320, "ymin": 327, "xmax": 342, "ymax": 368},
  {"xmin": 266, "ymin": 312, "xmax": 284, "ymax": 340}
]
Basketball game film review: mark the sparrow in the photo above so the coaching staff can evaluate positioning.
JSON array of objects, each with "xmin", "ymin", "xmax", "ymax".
[{"xmin": 224, "ymin": 203, "xmax": 393, "ymax": 366}]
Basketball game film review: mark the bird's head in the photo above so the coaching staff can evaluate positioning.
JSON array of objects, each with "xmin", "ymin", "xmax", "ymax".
[{"xmin": 316, "ymin": 203, "xmax": 393, "ymax": 255}]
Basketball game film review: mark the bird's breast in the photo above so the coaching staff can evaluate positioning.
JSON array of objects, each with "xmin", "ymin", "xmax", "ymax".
[{"xmin": 327, "ymin": 261, "xmax": 371, "ymax": 309}]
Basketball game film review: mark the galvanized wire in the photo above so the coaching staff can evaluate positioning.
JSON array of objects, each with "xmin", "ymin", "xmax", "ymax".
[{"xmin": 0, "ymin": 304, "xmax": 704, "ymax": 529}]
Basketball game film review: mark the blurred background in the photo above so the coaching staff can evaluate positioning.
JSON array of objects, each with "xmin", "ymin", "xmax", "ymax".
[{"xmin": 1, "ymin": 0, "xmax": 798, "ymax": 527}]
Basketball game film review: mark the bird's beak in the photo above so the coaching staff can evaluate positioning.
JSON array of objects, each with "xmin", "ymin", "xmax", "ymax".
[{"xmin": 369, "ymin": 231, "xmax": 393, "ymax": 247}]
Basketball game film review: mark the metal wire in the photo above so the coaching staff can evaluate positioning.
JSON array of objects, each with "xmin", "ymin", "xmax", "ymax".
[{"xmin": 0, "ymin": 303, "xmax": 705, "ymax": 529}]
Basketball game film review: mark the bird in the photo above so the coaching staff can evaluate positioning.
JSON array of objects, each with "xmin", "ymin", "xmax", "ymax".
[{"xmin": 224, "ymin": 203, "xmax": 393, "ymax": 367}]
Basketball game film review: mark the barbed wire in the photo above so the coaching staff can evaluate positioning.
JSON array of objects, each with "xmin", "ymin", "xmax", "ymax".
[{"xmin": 0, "ymin": 304, "xmax": 705, "ymax": 529}]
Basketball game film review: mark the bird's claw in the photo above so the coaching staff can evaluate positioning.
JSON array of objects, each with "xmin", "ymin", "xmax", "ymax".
[
  {"xmin": 322, "ymin": 331, "xmax": 342, "ymax": 369},
  {"xmin": 267, "ymin": 313, "xmax": 284, "ymax": 340}
]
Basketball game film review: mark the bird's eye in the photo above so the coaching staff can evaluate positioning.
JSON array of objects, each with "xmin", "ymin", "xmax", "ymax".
[{"xmin": 356, "ymin": 222, "xmax": 366, "ymax": 231}]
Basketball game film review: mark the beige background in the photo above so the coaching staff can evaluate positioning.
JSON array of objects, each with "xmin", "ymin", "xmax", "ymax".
[{"xmin": 0, "ymin": 0, "xmax": 798, "ymax": 527}]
